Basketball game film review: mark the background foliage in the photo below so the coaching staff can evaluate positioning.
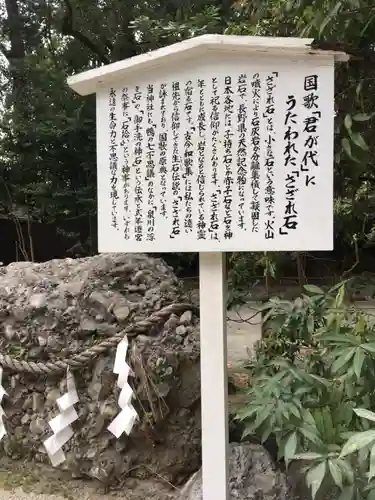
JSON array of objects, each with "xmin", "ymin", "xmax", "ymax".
[
  {"xmin": 236, "ymin": 282, "xmax": 375, "ymax": 499},
  {"xmin": 1, "ymin": 0, "xmax": 375, "ymax": 278}
]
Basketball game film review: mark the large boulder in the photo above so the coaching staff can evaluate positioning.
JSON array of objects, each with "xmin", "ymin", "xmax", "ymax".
[
  {"xmin": 177, "ymin": 443, "xmax": 294, "ymax": 500},
  {"xmin": 0, "ymin": 254, "xmax": 201, "ymax": 485}
]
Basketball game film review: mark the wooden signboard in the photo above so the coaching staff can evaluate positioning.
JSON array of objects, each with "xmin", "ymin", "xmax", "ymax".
[{"xmin": 68, "ymin": 35, "xmax": 347, "ymax": 500}]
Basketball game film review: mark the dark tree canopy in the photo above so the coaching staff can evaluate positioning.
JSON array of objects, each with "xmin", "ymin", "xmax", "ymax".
[{"xmin": 0, "ymin": 0, "xmax": 374, "ymax": 279}]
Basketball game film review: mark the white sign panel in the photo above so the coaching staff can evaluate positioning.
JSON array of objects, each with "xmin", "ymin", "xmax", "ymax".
[{"xmin": 96, "ymin": 55, "xmax": 334, "ymax": 253}]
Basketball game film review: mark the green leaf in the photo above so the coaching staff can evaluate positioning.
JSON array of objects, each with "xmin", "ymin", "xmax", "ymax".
[
  {"xmin": 359, "ymin": 445, "xmax": 370, "ymax": 465},
  {"xmin": 369, "ymin": 445, "xmax": 375, "ymax": 481},
  {"xmin": 261, "ymin": 426, "xmax": 272, "ymax": 444},
  {"xmin": 300, "ymin": 426, "xmax": 323, "ymax": 446},
  {"xmin": 344, "ymin": 114, "xmax": 353, "ymax": 131},
  {"xmin": 328, "ymin": 279, "xmax": 351, "ymax": 295},
  {"xmin": 361, "ymin": 343, "xmax": 375, "ymax": 355},
  {"xmin": 342, "ymin": 137, "xmax": 358, "ymax": 161},
  {"xmin": 340, "ymin": 430, "xmax": 375, "ymax": 458},
  {"xmin": 284, "ymin": 432, "xmax": 297, "ymax": 465},
  {"xmin": 307, "ymin": 313, "xmax": 315, "ymax": 334},
  {"xmin": 294, "ymin": 452, "xmax": 325, "ymax": 460},
  {"xmin": 353, "ymin": 349, "xmax": 365, "ymax": 379},
  {"xmin": 304, "ymin": 284, "xmax": 325, "ymax": 295},
  {"xmin": 352, "ymin": 113, "xmax": 374, "ymax": 122},
  {"xmin": 319, "ymin": 0, "xmax": 343, "ymax": 35},
  {"xmin": 332, "ymin": 348, "xmax": 356, "ymax": 373},
  {"xmin": 322, "ymin": 407, "xmax": 335, "ymax": 441},
  {"xmin": 252, "ymin": 406, "xmax": 271, "ymax": 430},
  {"xmin": 335, "ymin": 284, "xmax": 346, "ymax": 307},
  {"xmin": 236, "ymin": 406, "xmax": 258, "ymax": 420},
  {"xmin": 306, "ymin": 461, "xmax": 326, "ymax": 500},
  {"xmin": 336, "ymin": 458, "xmax": 354, "ymax": 484},
  {"xmin": 288, "ymin": 404, "xmax": 301, "ymax": 419},
  {"xmin": 351, "ymin": 132, "xmax": 369, "ymax": 151},
  {"xmin": 354, "ymin": 409, "xmax": 375, "ymax": 423},
  {"xmin": 320, "ymin": 334, "xmax": 359, "ymax": 345},
  {"xmin": 338, "ymin": 486, "xmax": 355, "ymax": 500},
  {"xmin": 328, "ymin": 459, "xmax": 343, "ymax": 489}
]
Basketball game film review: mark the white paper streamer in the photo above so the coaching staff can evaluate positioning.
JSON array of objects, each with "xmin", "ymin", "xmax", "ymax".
[
  {"xmin": 43, "ymin": 369, "xmax": 79, "ymax": 467},
  {"xmin": 0, "ymin": 367, "xmax": 7, "ymax": 441},
  {"xmin": 108, "ymin": 336, "xmax": 138, "ymax": 438}
]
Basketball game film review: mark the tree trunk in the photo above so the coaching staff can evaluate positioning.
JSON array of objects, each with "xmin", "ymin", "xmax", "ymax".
[
  {"xmin": 4, "ymin": 0, "xmax": 26, "ymax": 105},
  {"xmin": 4, "ymin": 0, "xmax": 25, "ymax": 60}
]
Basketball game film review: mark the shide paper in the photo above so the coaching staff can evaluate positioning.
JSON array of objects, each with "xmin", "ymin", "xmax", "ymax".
[
  {"xmin": 108, "ymin": 336, "xmax": 138, "ymax": 438},
  {"xmin": 43, "ymin": 368, "xmax": 79, "ymax": 467},
  {"xmin": 0, "ymin": 367, "xmax": 7, "ymax": 441}
]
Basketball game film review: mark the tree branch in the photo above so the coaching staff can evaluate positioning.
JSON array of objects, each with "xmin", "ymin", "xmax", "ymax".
[{"xmin": 61, "ymin": 0, "xmax": 110, "ymax": 65}]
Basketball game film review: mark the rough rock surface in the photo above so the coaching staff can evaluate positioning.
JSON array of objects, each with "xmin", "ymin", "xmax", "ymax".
[
  {"xmin": 176, "ymin": 443, "xmax": 294, "ymax": 500},
  {"xmin": 0, "ymin": 254, "xmax": 201, "ymax": 486}
]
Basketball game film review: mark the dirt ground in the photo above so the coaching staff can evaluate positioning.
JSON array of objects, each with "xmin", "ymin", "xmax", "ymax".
[{"xmin": 0, "ymin": 457, "xmax": 176, "ymax": 500}]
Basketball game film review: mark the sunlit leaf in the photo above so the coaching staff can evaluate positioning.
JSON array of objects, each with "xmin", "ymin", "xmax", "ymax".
[
  {"xmin": 345, "ymin": 114, "xmax": 353, "ymax": 131},
  {"xmin": 336, "ymin": 285, "xmax": 346, "ymax": 308},
  {"xmin": 284, "ymin": 432, "xmax": 297, "ymax": 465},
  {"xmin": 354, "ymin": 409, "xmax": 375, "ymax": 423},
  {"xmin": 340, "ymin": 430, "xmax": 375, "ymax": 458},
  {"xmin": 306, "ymin": 461, "xmax": 326, "ymax": 500},
  {"xmin": 304, "ymin": 284, "xmax": 325, "ymax": 295},
  {"xmin": 362, "ymin": 344, "xmax": 375, "ymax": 355},
  {"xmin": 332, "ymin": 348, "xmax": 356, "ymax": 373},
  {"xmin": 328, "ymin": 459, "xmax": 343, "ymax": 489},
  {"xmin": 294, "ymin": 452, "xmax": 325, "ymax": 460},
  {"xmin": 353, "ymin": 349, "xmax": 365, "ymax": 379},
  {"xmin": 369, "ymin": 445, "xmax": 375, "ymax": 481},
  {"xmin": 351, "ymin": 132, "xmax": 369, "ymax": 151},
  {"xmin": 353, "ymin": 113, "xmax": 374, "ymax": 122}
]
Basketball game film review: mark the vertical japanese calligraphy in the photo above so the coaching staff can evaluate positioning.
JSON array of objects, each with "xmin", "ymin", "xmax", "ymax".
[
  {"xmin": 100, "ymin": 60, "xmax": 333, "ymax": 252},
  {"xmin": 302, "ymin": 75, "xmax": 320, "ymax": 188},
  {"xmin": 170, "ymin": 82, "xmax": 181, "ymax": 239},
  {"xmin": 197, "ymin": 79, "xmax": 206, "ymax": 240},
  {"xmin": 108, "ymin": 88, "xmax": 119, "ymax": 230},
  {"xmin": 236, "ymin": 74, "xmax": 247, "ymax": 231},
  {"xmin": 251, "ymin": 73, "xmax": 261, "ymax": 233},
  {"xmin": 264, "ymin": 73, "xmax": 278, "ymax": 240},
  {"xmin": 223, "ymin": 76, "xmax": 234, "ymax": 240},
  {"xmin": 159, "ymin": 83, "xmax": 168, "ymax": 218},
  {"xmin": 209, "ymin": 77, "xmax": 220, "ymax": 240},
  {"xmin": 280, "ymin": 94, "xmax": 299, "ymax": 236},
  {"xmin": 146, "ymin": 84, "xmax": 156, "ymax": 241},
  {"xmin": 120, "ymin": 87, "xmax": 130, "ymax": 240},
  {"xmin": 184, "ymin": 80, "xmax": 194, "ymax": 233},
  {"xmin": 133, "ymin": 86, "xmax": 144, "ymax": 242}
]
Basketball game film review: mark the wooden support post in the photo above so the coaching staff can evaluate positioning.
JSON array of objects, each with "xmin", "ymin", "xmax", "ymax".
[{"xmin": 199, "ymin": 252, "xmax": 229, "ymax": 500}]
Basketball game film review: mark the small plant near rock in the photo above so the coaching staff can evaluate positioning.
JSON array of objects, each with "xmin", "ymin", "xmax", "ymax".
[{"xmin": 236, "ymin": 281, "xmax": 375, "ymax": 500}]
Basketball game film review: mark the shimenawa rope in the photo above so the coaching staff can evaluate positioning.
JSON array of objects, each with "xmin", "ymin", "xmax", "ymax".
[{"xmin": 0, "ymin": 303, "xmax": 195, "ymax": 375}]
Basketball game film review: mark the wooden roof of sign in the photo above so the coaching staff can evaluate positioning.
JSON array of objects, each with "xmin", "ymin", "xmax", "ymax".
[{"xmin": 67, "ymin": 34, "xmax": 349, "ymax": 96}]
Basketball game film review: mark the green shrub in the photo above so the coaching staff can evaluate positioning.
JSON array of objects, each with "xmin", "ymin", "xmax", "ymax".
[{"xmin": 237, "ymin": 282, "xmax": 375, "ymax": 500}]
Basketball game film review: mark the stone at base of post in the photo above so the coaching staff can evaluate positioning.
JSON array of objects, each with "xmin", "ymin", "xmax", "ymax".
[{"xmin": 199, "ymin": 252, "xmax": 229, "ymax": 500}]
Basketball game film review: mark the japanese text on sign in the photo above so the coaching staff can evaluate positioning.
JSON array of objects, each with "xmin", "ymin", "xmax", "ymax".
[{"xmin": 97, "ymin": 60, "xmax": 333, "ymax": 252}]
